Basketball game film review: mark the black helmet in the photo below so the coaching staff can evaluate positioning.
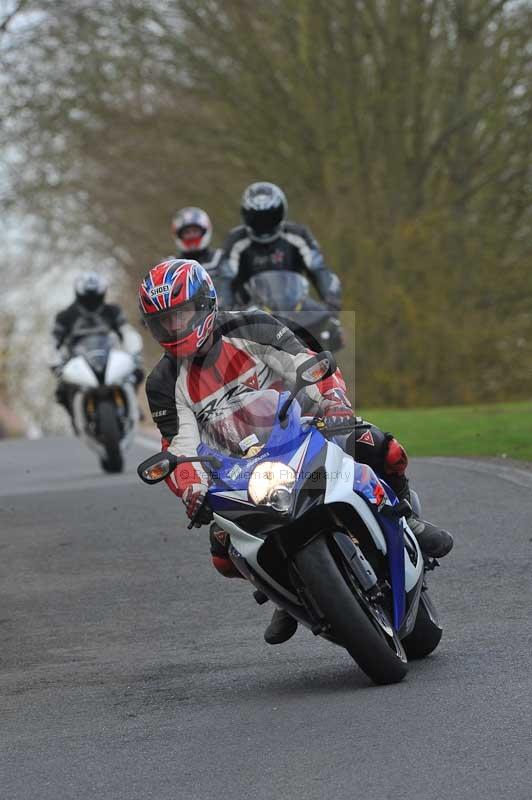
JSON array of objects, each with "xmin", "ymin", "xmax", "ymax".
[
  {"xmin": 241, "ymin": 182, "xmax": 287, "ymax": 242},
  {"xmin": 75, "ymin": 272, "xmax": 108, "ymax": 311}
]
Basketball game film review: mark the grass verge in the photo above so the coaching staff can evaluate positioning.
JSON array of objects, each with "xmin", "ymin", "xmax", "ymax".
[{"xmin": 360, "ymin": 402, "xmax": 532, "ymax": 461}]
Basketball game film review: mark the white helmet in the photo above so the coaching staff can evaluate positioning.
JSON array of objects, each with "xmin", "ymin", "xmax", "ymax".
[{"xmin": 171, "ymin": 207, "xmax": 212, "ymax": 253}]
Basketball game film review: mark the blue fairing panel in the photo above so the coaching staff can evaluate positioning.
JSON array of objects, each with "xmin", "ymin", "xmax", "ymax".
[{"xmin": 353, "ymin": 463, "xmax": 405, "ymax": 628}]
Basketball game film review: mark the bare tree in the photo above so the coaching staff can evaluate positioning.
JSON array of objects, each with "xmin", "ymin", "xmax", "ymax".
[{"xmin": 1, "ymin": 0, "xmax": 531, "ymax": 407}]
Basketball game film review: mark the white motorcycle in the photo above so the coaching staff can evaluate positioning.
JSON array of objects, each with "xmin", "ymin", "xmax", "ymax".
[{"xmin": 61, "ymin": 333, "xmax": 140, "ymax": 473}]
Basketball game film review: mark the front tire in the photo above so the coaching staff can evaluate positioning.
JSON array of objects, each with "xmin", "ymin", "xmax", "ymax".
[
  {"xmin": 97, "ymin": 400, "xmax": 123, "ymax": 474},
  {"xmin": 294, "ymin": 535, "xmax": 408, "ymax": 685}
]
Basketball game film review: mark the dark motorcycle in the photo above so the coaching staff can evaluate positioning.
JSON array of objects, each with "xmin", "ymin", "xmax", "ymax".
[{"xmin": 244, "ymin": 270, "xmax": 344, "ymax": 352}]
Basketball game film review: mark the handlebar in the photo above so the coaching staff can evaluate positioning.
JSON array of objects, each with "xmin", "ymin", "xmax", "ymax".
[{"xmin": 309, "ymin": 419, "xmax": 371, "ymax": 435}]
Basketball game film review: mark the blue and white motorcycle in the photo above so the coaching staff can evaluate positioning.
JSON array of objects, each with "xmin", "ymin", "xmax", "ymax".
[{"xmin": 138, "ymin": 352, "xmax": 442, "ymax": 685}]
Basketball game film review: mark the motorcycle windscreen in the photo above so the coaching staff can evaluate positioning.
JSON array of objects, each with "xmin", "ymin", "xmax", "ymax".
[
  {"xmin": 73, "ymin": 333, "xmax": 112, "ymax": 377},
  {"xmin": 200, "ymin": 389, "xmax": 280, "ymax": 456},
  {"xmin": 245, "ymin": 271, "xmax": 309, "ymax": 313}
]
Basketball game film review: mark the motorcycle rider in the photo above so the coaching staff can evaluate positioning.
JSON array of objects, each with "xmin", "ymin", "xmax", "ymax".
[
  {"xmin": 171, "ymin": 206, "xmax": 231, "ymax": 304},
  {"xmin": 218, "ymin": 182, "xmax": 342, "ymax": 312},
  {"xmin": 172, "ymin": 207, "xmax": 216, "ymax": 267},
  {"xmin": 51, "ymin": 272, "xmax": 144, "ymax": 421},
  {"xmin": 141, "ymin": 258, "xmax": 453, "ymax": 646}
]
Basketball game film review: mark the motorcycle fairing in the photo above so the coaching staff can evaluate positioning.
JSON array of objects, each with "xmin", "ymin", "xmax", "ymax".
[
  {"xmin": 62, "ymin": 355, "xmax": 99, "ymax": 389},
  {"xmin": 201, "ymin": 391, "xmax": 420, "ymax": 630},
  {"xmin": 105, "ymin": 350, "xmax": 136, "ymax": 385},
  {"xmin": 197, "ymin": 393, "xmax": 316, "ymax": 509},
  {"xmin": 324, "ymin": 445, "xmax": 422, "ymax": 628},
  {"xmin": 375, "ymin": 513, "xmax": 406, "ymax": 628},
  {"xmin": 65, "ymin": 340, "xmax": 139, "ymax": 458},
  {"xmin": 219, "ymin": 516, "xmax": 301, "ymax": 604},
  {"xmin": 350, "ymin": 462, "xmax": 406, "ymax": 627},
  {"xmin": 201, "ymin": 437, "xmax": 324, "ymax": 521}
]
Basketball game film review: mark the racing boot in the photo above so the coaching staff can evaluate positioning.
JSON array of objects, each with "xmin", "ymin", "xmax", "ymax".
[
  {"xmin": 388, "ymin": 475, "xmax": 454, "ymax": 559},
  {"xmin": 406, "ymin": 514, "xmax": 454, "ymax": 559},
  {"xmin": 264, "ymin": 608, "xmax": 298, "ymax": 645}
]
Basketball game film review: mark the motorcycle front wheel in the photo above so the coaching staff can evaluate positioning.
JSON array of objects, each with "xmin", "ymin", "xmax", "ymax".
[
  {"xmin": 294, "ymin": 534, "xmax": 408, "ymax": 685},
  {"xmin": 97, "ymin": 400, "xmax": 123, "ymax": 474}
]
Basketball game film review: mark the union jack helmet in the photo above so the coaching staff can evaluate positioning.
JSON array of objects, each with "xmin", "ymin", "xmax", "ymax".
[
  {"xmin": 171, "ymin": 207, "xmax": 212, "ymax": 253},
  {"xmin": 139, "ymin": 259, "xmax": 217, "ymax": 357}
]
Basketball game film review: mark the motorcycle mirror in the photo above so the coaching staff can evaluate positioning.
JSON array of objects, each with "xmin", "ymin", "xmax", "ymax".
[
  {"xmin": 137, "ymin": 452, "xmax": 178, "ymax": 484},
  {"xmin": 297, "ymin": 351, "xmax": 336, "ymax": 385},
  {"xmin": 137, "ymin": 452, "xmax": 223, "ymax": 484}
]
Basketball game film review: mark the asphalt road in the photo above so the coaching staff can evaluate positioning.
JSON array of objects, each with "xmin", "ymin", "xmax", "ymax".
[{"xmin": 1, "ymin": 436, "xmax": 531, "ymax": 800}]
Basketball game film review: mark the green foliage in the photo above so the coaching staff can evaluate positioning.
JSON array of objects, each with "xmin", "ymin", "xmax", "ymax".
[
  {"xmin": 1, "ymin": 0, "xmax": 531, "ymax": 405},
  {"xmin": 363, "ymin": 401, "xmax": 532, "ymax": 461}
]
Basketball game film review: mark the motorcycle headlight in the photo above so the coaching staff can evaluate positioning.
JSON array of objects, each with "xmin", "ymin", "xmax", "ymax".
[{"xmin": 248, "ymin": 461, "xmax": 296, "ymax": 511}]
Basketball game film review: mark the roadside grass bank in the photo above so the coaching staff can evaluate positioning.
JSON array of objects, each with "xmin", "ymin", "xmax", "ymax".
[{"xmin": 360, "ymin": 402, "xmax": 532, "ymax": 461}]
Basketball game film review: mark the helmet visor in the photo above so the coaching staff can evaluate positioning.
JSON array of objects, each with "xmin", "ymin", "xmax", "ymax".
[
  {"xmin": 78, "ymin": 291, "xmax": 105, "ymax": 311},
  {"xmin": 178, "ymin": 225, "xmax": 206, "ymax": 251},
  {"xmin": 144, "ymin": 296, "xmax": 214, "ymax": 344},
  {"xmin": 244, "ymin": 205, "xmax": 284, "ymax": 238}
]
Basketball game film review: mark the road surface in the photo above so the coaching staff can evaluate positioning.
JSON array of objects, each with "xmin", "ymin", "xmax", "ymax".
[{"xmin": 1, "ymin": 437, "xmax": 531, "ymax": 799}]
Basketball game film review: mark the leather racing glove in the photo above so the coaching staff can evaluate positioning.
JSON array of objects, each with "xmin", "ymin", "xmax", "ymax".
[{"xmin": 182, "ymin": 483, "xmax": 213, "ymax": 528}]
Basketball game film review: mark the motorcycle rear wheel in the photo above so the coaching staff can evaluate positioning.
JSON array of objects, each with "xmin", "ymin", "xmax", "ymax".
[
  {"xmin": 97, "ymin": 400, "xmax": 123, "ymax": 474},
  {"xmin": 294, "ymin": 534, "xmax": 408, "ymax": 685}
]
